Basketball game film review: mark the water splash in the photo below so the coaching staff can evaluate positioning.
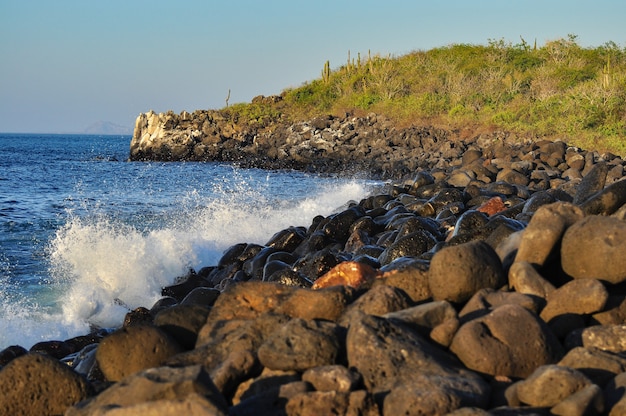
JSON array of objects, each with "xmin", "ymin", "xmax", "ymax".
[{"xmin": 11, "ymin": 179, "xmax": 374, "ymax": 347}]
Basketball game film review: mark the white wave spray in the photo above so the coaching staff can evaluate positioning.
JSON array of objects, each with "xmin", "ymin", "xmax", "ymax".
[{"xmin": 0, "ymin": 179, "xmax": 374, "ymax": 348}]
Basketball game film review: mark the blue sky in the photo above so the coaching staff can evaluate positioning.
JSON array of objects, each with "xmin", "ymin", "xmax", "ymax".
[{"xmin": 1, "ymin": 0, "xmax": 624, "ymax": 133}]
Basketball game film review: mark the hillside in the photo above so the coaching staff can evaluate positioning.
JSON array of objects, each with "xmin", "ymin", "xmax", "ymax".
[{"xmin": 224, "ymin": 35, "xmax": 626, "ymax": 155}]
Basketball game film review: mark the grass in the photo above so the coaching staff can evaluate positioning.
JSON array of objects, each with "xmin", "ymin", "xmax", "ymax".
[{"xmin": 222, "ymin": 35, "xmax": 626, "ymax": 155}]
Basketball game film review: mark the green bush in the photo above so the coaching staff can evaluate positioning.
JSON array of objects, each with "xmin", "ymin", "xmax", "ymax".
[{"xmin": 222, "ymin": 37, "xmax": 626, "ymax": 154}]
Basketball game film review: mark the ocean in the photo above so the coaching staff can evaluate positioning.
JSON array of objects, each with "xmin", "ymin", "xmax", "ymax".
[{"xmin": 0, "ymin": 133, "xmax": 379, "ymax": 350}]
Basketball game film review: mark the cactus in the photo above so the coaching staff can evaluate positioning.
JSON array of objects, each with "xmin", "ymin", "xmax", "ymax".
[
  {"xmin": 322, "ymin": 60, "xmax": 331, "ymax": 84},
  {"xmin": 603, "ymin": 55, "xmax": 612, "ymax": 90}
]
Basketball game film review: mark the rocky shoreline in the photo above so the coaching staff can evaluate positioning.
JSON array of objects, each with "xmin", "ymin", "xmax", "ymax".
[{"xmin": 2, "ymin": 114, "xmax": 626, "ymax": 415}]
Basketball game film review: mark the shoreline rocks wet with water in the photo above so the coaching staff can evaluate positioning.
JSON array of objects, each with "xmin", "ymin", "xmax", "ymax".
[{"xmin": 2, "ymin": 121, "xmax": 626, "ymax": 414}]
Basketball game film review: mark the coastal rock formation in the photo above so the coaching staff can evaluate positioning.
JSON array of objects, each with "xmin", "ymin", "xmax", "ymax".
[{"xmin": 3, "ymin": 111, "xmax": 626, "ymax": 414}]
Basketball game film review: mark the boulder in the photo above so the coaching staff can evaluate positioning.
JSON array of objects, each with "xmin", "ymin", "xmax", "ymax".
[
  {"xmin": 429, "ymin": 240, "xmax": 505, "ymax": 304},
  {"xmin": 257, "ymin": 318, "xmax": 343, "ymax": 371},
  {"xmin": 450, "ymin": 304, "xmax": 563, "ymax": 378},
  {"xmin": 96, "ymin": 325, "xmax": 183, "ymax": 382},
  {"xmin": 561, "ymin": 216, "xmax": 626, "ymax": 284},
  {"xmin": 0, "ymin": 353, "xmax": 92, "ymax": 416},
  {"xmin": 514, "ymin": 202, "xmax": 584, "ymax": 267},
  {"xmin": 510, "ymin": 365, "xmax": 592, "ymax": 407},
  {"xmin": 154, "ymin": 304, "xmax": 211, "ymax": 349},
  {"xmin": 301, "ymin": 365, "xmax": 362, "ymax": 393},
  {"xmin": 346, "ymin": 312, "xmax": 490, "ymax": 412},
  {"xmin": 66, "ymin": 365, "xmax": 228, "ymax": 416},
  {"xmin": 286, "ymin": 390, "xmax": 379, "ymax": 416},
  {"xmin": 539, "ymin": 278, "xmax": 608, "ymax": 323},
  {"xmin": 203, "ymin": 281, "xmax": 353, "ymax": 324},
  {"xmin": 558, "ymin": 347, "xmax": 626, "ymax": 386}
]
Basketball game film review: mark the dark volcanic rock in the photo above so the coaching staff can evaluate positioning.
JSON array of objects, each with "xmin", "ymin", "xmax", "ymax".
[
  {"xmin": 450, "ymin": 304, "xmax": 563, "ymax": 378},
  {"xmin": 429, "ymin": 240, "xmax": 505, "ymax": 304},
  {"xmin": 96, "ymin": 324, "xmax": 184, "ymax": 382},
  {"xmin": 0, "ymin": 353, "xmax": 92, "ymax": 416},
  {"xmin": 66, "ymin": 365, "xmax": 228, "ymax": 416},
  {"xmin": 258, "ymin": 318, "xmax": 343, "ymax": 371},
  {"xmin": 346, "ymin": 312, "xmax": 490, "ymax": 413},
  {"xmin": 561, "ymin": 215, "xmax": 626, "ymax": 284}
]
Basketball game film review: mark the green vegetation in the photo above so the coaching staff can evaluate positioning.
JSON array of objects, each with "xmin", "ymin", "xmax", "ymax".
[{"xmin": 226, "ymin": 36, "xmax": 626, "ymax": 155}]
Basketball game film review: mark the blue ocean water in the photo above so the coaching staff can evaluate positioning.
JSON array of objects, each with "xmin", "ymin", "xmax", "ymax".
[{"xmin": 0, "ymin": 133, "xmax": 379, "ymax": 349}]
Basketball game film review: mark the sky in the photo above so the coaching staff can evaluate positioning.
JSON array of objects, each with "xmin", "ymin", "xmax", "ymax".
[{"xmin": 1, "ymin": 0, "xmax": 625, "ymax": 134}]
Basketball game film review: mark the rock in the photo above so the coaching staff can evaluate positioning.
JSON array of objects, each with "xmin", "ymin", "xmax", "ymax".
[
  {"xmin": 580, "ymin": 178, "xmax": 626, "ymax": 215},
  {"xmin": 257, "ymin": 318, "xmax": 343, "ymax": 371},
  {"xmin": 476, "ymin": 196, "xmax": 507, "ymax": 216},
  {"xmin": 311, "ymin": 261, "xmax": 381, "ymax": 289},
  {"xmin": 376, "ymin": 257, "xmax": 432, "ymax": 302},
  {"xmin": 591, "ymin": 295, "xmax": 626, "ymax": 325},
  {"xmin": 384, "ymin": 300, "xmax": 458, "ymax": 336},
  {"xmin": 573, "ymin": 161, "xmax": 608, "ymax": 205},
  {"xmin": 201, "ymin": 281, "xmax": 353, "ymax": 324},
  {"xmin": 540, "ymin": 278, "xmax": 608, "ymax": 323},
  {"xmin": 549, "ymin": 383, "xmax": 604, "ymax": 416},
  {"xmin": 511, "ymin": 365, "xmax": 592, "ymax": 407},
  {"xmin": 515, "ymin": 202, "xmax": 584, "ymax": 267},
  {"xmin": 558, "ymin": 347, "xmax": 626, "ymax": 386},
  {"xmin": 346, "ymin": 312, "xmax": 490, "ymax": 409},
  {"xmin": 301, "ymin": 365, "xmax": 362, "ymax": 393},
  {"xmin": 230, "ymin": 370, "xmax": 311, "ymax": 416},
  {"xmin": 0, "ymin": 344, "xmax": 27, "ymax": 366},
  {"xmin": 576, "ymin": 325, "xmax": 626, "ymax": 353},
  {"xmin": 180, "ymin": 286, "xmax": 221, "ymax": 306},
  {"xmin": 450, "ymin": 304, "xmax": 563, "ymax": 378},
  {"xmin": 66, "ymin": 365, "xmax": 228, "ymax": 416},
  {"xmin": 508, "ymin": 261, "xmax": 556, "ymax": 299},
  {"xmin": 0, "ymin": 353, "xmax": 92, "ymax": 416},
  {"xmin": 561, "ymin": 216, "xmax": 626, "ymax": 284},
  {"xmin": 154, "ymin": 304, "xmax": 211, "ymax": 349},
  {"xmin": 339, "ymin": 284, "xmax": 412, "ymax": 326},
  {"xmin": 604, "ymin": 372, "xmax": 626, "ymax": 415},
  {"xmin": 286, "ymin": 390, "xmax": 379, "ymax": 416},
  {"xmin": 378, "ymin": 230, "xmax": 437, "ymax": 265},
  {"xmin": 96, "ymin": 325, "xmax": 184, "ymax": 382},
  {"xmin": 429, "ymin": 240, "xmax": 505, "ymax": 304},
  {"xmin": 459, "ymin": 288, "xmax": 542, "ymax": 322}
]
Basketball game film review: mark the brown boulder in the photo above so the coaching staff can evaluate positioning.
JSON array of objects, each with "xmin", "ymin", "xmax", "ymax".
[
  {"xmin": 558, "ymin": 347, "xmax": 626, "ymax": 386},
  {"xmin": 561, "ymin": 216, "xmax": 626, "ymax": 284},
  {"xmin": 301, "ymin": 365, "xmax": 362, "ymax": 393},
  {"xmin": 338, "ymin": 283, "xmax": 412, "ymax": 326},
  {"xmin": 376, "ymin": 257, "xmax": 432, "ymax": 303},
  {"xmin": 508, "ymin": 260, "xmax": 556, "ymax": 299},
  {"xmin": 429, "ymin": 240, "xmax": 505, "ymax": 304},
  {"xmin": 540, "ymin": 278, "xmax": 608, "ymax": 323},
  {"xmin": 576, "ymin": 325, "xmax": 626, "ymax": 353},
  {"xmin": 515, "ymin": 202, "xmax": 584, "ymax": 267},
  {"xmin": 510, "ymin": 365, "xmax": 592, "ymax": 407},
  {"xmin": 154, "ymin": 304, "xmax": 211, "ymax": 349},
  {"xmin": 257, "ymin": 318, "xmax": 342, "ymax": 371},
  {"xmin": 96, "ymin": 325, "xmax": 183, "ymax": 382},
  {"xmin": 0, "ymin": 353, "xmax": 92, "ymax": 416},
  {"xmin": 66, "ymin": 365, "xmax": 228, "ymax": 416},
  {"xmin": 459, "ymin": 288, "xmax": 542, "ymax": 322},
  {"xmin": 346, "ymin": 312, "xmax": 490, "ymax": 410},
  {"xmin": 450, "ymin": 304, "xmax": 563, "ymax": 378},
  {"xmin": 286, "ymin": 390, "xmax": 379, "ymax": 416},
  {"xmin": 205, "ymin": 281, "xmax": 353, "ymax": 323}
]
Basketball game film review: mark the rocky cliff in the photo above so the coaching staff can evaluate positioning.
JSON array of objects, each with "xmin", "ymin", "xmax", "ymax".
[{"xmin": 130, "ymin": 100, "xmax": 533, "ymax": 179}]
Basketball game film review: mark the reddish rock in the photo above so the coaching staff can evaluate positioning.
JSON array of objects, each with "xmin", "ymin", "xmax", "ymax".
[
  {"xmin": 476, "ymin": 196, "xmax": 507, "ymax": 216},
  {"xmin": 312, "ymin": 261, "xmax": 381, "ymax": 289}
]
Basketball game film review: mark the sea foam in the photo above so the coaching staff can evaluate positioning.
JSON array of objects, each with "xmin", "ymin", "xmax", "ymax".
[{"xmin": 0, "ymin": 179, "xmax": 374, "ymax": 349}]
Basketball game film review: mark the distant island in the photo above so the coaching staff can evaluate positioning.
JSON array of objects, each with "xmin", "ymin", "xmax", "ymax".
[{"xmin": 83, "ymin": 121, "xmax": 133, "ymax": 135}]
